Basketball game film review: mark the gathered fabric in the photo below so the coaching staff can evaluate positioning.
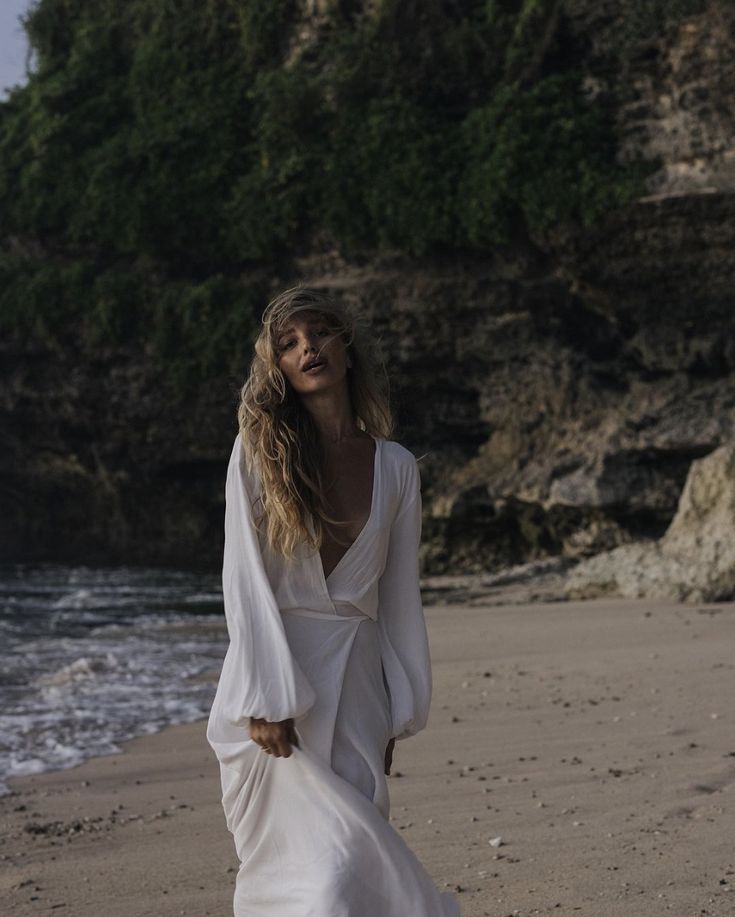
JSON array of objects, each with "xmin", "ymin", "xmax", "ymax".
[{"xmin": 207, "ymin": 433, "xmax": 460, "ymax": 917}]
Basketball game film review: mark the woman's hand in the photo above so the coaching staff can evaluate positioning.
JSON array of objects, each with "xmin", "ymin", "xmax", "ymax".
[
  {"xmin": 384, "ymin": 737, "xmax": 395, "ymax": 775},
  {"xmin": 249, "ymin": 716, "xmax": 300, "ymax": 757}
]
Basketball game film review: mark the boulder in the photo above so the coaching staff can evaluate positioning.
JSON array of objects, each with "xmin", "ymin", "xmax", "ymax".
[{"xmin": 565, "ymin": 442, "xmax": 735, "ymax": 601}]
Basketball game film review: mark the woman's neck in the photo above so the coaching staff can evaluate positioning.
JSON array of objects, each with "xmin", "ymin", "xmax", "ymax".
[{"xmin": 303, "ymin": 390, "xmax": 363, "ymax": 443}]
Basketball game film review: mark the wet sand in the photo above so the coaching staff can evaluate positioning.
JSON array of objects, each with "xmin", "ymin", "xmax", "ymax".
[{"xmin": 2, "ymin": 597, "xmax": 734, "ymax": 916}]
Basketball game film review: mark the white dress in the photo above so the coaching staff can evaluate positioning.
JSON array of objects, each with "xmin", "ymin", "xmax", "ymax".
[{"xmin": 206, "ymin": 433, "xmax": 461, "ymax": 917}]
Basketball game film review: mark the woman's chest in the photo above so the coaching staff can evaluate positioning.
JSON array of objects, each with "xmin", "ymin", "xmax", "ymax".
[
  {"xmin": 260, "ymin": 495, "xmax": 395, "ymax": 616},
  {"xmin": 318, "ymin": 444, "xmax": 378, "ymax": 579}
]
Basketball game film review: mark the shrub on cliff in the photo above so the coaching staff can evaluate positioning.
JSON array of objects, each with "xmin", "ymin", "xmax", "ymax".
[{"xmin": 1, "ymin": 0, "xmax": 687, "ymax": 385}]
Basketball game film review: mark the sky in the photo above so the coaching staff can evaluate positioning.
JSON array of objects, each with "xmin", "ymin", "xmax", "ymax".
[{"xmin": 1, "ymin": 0, "xmax": 32, "ymax": 99}]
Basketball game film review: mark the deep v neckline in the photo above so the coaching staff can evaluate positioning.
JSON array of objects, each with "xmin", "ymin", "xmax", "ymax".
[{"xmin": 317, "ymin": 436, "xmax": 380, "ymax": 587}]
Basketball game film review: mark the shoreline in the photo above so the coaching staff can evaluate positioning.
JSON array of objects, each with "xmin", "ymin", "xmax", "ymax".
[{"xmin": 2, "ymin": 598, "xmax": 734, "ymax": 916}]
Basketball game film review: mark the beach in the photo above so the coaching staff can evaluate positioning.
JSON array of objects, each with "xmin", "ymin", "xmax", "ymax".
[{"xmin": 2, "ymin": 597, "xmax": 734, "ymax": 917}]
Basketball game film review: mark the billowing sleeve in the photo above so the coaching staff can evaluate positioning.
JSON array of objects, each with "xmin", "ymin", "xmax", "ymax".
[
  {"xmin": 376, "ymin": 456, "xmax": 432, "ymax": 741},
  {"xmin": 206, "ymin": 434, "xmax": 316, "ymax": 765}
]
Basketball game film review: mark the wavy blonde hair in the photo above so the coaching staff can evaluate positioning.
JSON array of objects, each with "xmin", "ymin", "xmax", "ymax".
[{"xmin": 238, "ymin": 286, "xmax": 394, "ymax": 559}]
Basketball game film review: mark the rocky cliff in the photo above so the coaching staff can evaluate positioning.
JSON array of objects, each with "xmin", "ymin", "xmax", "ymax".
[{"xmin": 3, "ymin": 2, "xmax": 735, "ymax": 582}]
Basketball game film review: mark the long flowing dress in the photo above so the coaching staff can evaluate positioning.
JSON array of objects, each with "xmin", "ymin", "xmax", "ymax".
[{"xmin": 206, "ymin": 433, "xmax": 461, "ymax": 917}]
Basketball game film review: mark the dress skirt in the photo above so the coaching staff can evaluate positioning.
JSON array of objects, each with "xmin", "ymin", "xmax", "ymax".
[{"xmin": 216, "ymin": 606, "xmax": 460, "ymax": 917}]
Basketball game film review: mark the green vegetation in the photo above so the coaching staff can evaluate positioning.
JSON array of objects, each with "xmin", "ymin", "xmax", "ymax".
[{"xmin": 0, "ymin": 0, "xmax": 695, "ymax": 387}]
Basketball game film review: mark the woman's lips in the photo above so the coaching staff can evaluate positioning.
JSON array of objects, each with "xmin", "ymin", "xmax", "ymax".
[{"xmin": 304, "ymin": 361, "xmax": 326, "ymax": 373}]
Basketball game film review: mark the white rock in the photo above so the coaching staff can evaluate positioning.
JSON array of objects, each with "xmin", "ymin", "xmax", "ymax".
[{"xmin": 565, "ymin": 443, "xmax": 735, "ymax": 602}]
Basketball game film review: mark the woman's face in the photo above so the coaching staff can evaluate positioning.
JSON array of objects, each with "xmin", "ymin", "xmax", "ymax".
[{"xmin": 275, "ymin": 310, "xmax": 352, "ymax": 397}]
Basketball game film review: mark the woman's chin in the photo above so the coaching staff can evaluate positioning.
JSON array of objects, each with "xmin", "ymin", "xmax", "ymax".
[{"xmin": 295, "ymin": 373, "xmax": 346, "ymax": 395}]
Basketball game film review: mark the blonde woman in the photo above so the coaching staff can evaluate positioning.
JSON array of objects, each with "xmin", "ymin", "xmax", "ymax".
[{"xmin": 206, "ymin": 287, "xmax": 460, "ymax": 916}]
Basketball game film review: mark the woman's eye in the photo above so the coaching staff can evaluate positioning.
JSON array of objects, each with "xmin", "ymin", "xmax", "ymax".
[{"xmin": 280, "ymin": 339, "xmax": 295, "ymax": 350}]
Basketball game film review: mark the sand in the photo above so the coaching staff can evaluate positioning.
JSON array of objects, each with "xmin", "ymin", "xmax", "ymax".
[{"xmin": 2, "ymin": 597, "xmax": 734, "ymax": 917}]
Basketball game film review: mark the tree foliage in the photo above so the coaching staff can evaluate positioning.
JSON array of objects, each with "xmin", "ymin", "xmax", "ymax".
[{"xmin": 0, "ymin": 0, "xmax": 680, "ymax": 386}]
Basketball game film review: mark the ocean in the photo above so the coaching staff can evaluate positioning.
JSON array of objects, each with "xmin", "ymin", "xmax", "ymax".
[{"xmin": 0, "ymin": 563, "xmax": 228, "ymax": 795}]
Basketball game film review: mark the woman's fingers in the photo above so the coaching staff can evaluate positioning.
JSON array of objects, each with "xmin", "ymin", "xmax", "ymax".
[
  {"xmin": 272, "ymin": 728, "xmax": 291, "ymax": 757},
  {"xmin": 286, "ymin": 722, "xmax": 300, "ymax": 748},
  {"xmin": 250, "ymin": 723, "xmax": 270, "ymax": 750},
  {"xmin": 248, "ymin": 717, "xmax": 298, "ymax": 757},
  {"xmin": 259, "ymin": 726, "xmax": 291, "ymax": 756}
]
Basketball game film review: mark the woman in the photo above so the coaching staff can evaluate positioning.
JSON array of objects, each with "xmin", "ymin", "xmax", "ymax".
[{"xmin": 206, "ymin": 286, "xmax": 460, "ymax": 916}]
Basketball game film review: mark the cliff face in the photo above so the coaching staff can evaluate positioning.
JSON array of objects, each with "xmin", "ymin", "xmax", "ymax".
[{"xmin": 3, "ymin": 2, "xmax": 735, "ymax": 573}]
